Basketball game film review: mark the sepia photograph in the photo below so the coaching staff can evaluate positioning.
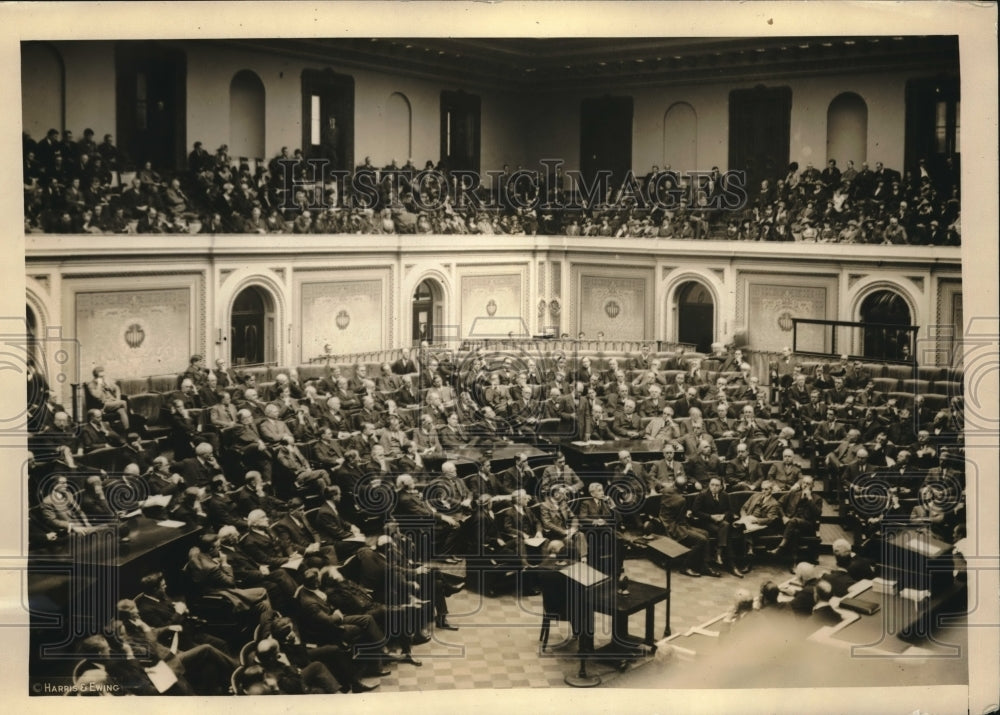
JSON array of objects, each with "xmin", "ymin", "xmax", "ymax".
[{"xmin": 2, "ymin": 3, "xmax": 997, "ymax": 713}]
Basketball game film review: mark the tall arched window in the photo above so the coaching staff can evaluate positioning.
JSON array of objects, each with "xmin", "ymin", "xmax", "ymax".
[
  {"xmin": 663, "ymin": 102, "xmax": 697, "ymax": 171},
  {"xmin": 385, "ymin": 92, "xmax": 412, "ymax": 165},
  {"xmin": 827, "ymin": 92, "xmax": 868, "ymax": 167},
  {"xmin": 860, "ymin": 289, "xmax": 912, "ymax": 361},
  {"xmin": 229, "ymin": 70, "xmax": 266, "ymax": 161},
  {"xmin": 21, "ymin": 42, "xmax": 63, "ymax": 141}
]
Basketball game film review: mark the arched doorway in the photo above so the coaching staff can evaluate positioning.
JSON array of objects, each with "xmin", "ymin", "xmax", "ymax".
[
  {"xmin": 663, "ymin": 102, "xmax": 697, "ymax": 172},
  {"xmin": 21, "ymin": 42, "xmax": 64, "ymax": 141},
  {"xmin": 412, "ymin": 279, "xmax": 443, "ymax": 345},
  {"xmin": 230, "ymin": 70, "xmax": 266, "ymax": 161},
  {"xmin": 386, "ymin": 92, "xmax": 412, "ymax": 165},
  {"xmin": 676, "ymin": 281, "xmax": 714, "ymax": 353},
  {"xmin": 231, "ymin": 286, "xmax": 275, "ymax": 365},
  {"xmin": 860, "ymin": 290, "xmax": 913, "ymax": 361},
  {"xmin": 827, "ymin": 92, "xmax": 868, "ymax": 167}
]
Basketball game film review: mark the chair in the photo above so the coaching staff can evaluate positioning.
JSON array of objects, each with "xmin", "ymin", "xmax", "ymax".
[
  {"xmin": 230, "ymin": 665, "xmax": 247, "ymax": 695},
  {"xmin": 886, "ymin": 391, "xmax": 914, "ymax": 409},
  {"xmin": 537, "ymin": 568, "xmax": 574, "ymax": 651},
  {"xmin": 119, "ymin": 377, "xmax": 152, "ymax": 395},
  {"xmin": 918, "ymin": 366, "xmax": 947, "ymax": 382},
  {"xmin": 861, "ymin": 362, "xmax": 887, "ymax": 379},
  {"xmin": 900, "ymin": 379, "xmax": 932, "ymax": 395},
  {"xmin": 129, "ymin": 392, "xmax": 170, "ymax": 439},
  {"xmin": 150, "ymin": 374, "xmax": 178, "ymax": 394},
  {"xmin": 921, "ymin": 393, "xmax": 949, "ymax": 413},
  {"xmin": 885, "ymin": 364, "xmax": 915, "ymax": 381},
  {"xmin": 872, "ymin": 377, "xmax": 900, "ymax": 394},
  {"xmin": 535, "ymin": 417, "xmax": 562, "ymax": 438},
  {"xmin": 239, "ymin": 640, "xmax": 257, "ymax": 666},
  {"xmin": 932, "ymin": 380, "xmax": 962, "ymax": 398}
]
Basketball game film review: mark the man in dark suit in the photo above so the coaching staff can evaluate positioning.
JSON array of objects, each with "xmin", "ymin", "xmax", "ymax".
[
  {"xmin": 473, "ymin": 406, "xmax": 512, "ymax": 442},
  {"xmin": 394, "ymin": 474, "xmax": 461, "ymax": 557},
  {"xmin": 272, "ymin": 498, "xmax": 339, "ymax": 568},
  {"xmin": 438, "ymin": 411, "xmax": 470, "ymax": 449},
  {"xmin": 610, "ymin": 398, "xmax": 642, "ymax": 439},
  {"xmin": 651, "ymin": 484, "xmax": 719, "ymax": 577},
  {"xmin": 501, "ymin": 489, "xmax": 546, "ymax": 568},
  {"xmin": 737, "ymin": 480, "xmax": 783, "ymax": 571},
  {"xmin": 178, "ymin": 354, "xmax": 209, "ymax": 390},
  {"xmin": 672, "ymin": 387, "xmax": 702, "ymax": 419},
  {"xmin": 752, "ymin": 422, "xmax": 791, "ymax": 460},
  {"xmin": 645, "ymin": 443, "xmax": 685, "ymax": 491},
  {"xmin": 78, "ymin": 408, "xmax": 125, "ymax": 452},
  {"xmin": 391, "ymin": 348, "xmax": 419, "ymax": 376},
  {"xmin": 691, "ymin": 477, "xmax": 743, "ymax": 577},
  {"xmin": 241, "ymin": 509, "xmax": 294, "ymax": 571},
  {"xmin": 686, "ymin": 439, "xmax": 721, "ymax": 486},
  {"xmin": 231, "ymin": 470, "xmax": 284, "ymax": 519},
  {"xmin": 228, "ymin": 409, "xmax": 273, "ymax": 482},
  {"xmin": 210, "ymin": 358, "xmax": 237, "ymax": 389},
  {"xmin": 209, "ymin": 390, "xmax": 239, "ymax": 430},
  {"xmin": 319, "ymin": 396, "xmax": 352, "ymax": 433},
  {"xmin": 725, "ymin": 442, "xmax": 761, "ymax": 491},
  {"xmin": 767, "ymin": 448, "xmax": 803, "ymax": 490},
  {"xmin": 216, "ymin": 525, "xmax": 298, "ymax": 614},
  {"xmin": 203, "ymin": 475, "xmax": 247, "ymax": 530},
  {"xmin": 769, "ymin": 476, "xmax": 823, "ymax": 569},
  {"xmin": 813, "ymin": 408, "xmax": 847, "ymax": 443},
  {"xmin": 313, "ymin": 485, "xmax": 366, "ymax": 560},
  {"xmin": 295, "ymin": 568, "xmax": 390, "ymax": 658},
  {"xmin": 174, "ymin": 442, "xmax": 223, "ymax": 488},
  {"xmin": 197, "ymin": 372, "xmax": 223, "ymax": 408}
]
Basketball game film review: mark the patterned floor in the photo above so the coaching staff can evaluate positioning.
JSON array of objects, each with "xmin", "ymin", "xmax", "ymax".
[{"xmin": 377, "ymin": 553, "xmax": 793, "ymax": 692}]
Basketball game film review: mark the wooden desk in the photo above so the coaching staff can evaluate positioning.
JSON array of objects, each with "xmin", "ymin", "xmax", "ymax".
[
  {"xmin": 28, "ymin": 516, "xmax": 202, "ymax": 667},
  {"xmin": 557, "ymin": 438, "xmax": 675, "ymax": 471},
  {"xmin": 595, "ymin": 580, "xmax": 669, "ymax": 647}
]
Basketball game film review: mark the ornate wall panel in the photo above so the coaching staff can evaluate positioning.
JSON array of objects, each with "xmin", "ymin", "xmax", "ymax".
[
  {"xmin": 460, "ymin": 273, "xmax": 524, "ymax": 338},
  {"xmin": 300, "ymin": 279, "xmax": 384, "ymax": 358},
  {"xmin": 576, "ymin": 268, "xmax": 654, "ymax": 340},
  {"xmin": 76, "ymin": 288, "xmax": 191, "ymax": 378},
  {"xmin": 737, "ymin": 272, "xmax": 838, "ymax": 352}
]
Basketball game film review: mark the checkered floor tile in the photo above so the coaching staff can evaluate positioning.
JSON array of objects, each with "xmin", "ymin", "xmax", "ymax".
[{"xmin": 375, "ymin": 554, "xmax": 792, "ymax": 692}]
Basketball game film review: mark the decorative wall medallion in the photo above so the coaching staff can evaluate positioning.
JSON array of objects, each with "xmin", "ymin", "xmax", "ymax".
[
  {"xmin": 336, "ymin": 309, "xmax": 351, "ymax": 330},
  {"xmin": 124, "ymin": 323, "xmax": 145, "ymax": 349},
  {"xmin": 549, "ymin": 298, "xmax": 561, "ymax": 318},
  {"xmin": 777, "ymin": 311, "xmax": 794, "ymax": 332},
  {"xmin": 604, "ymin": 300, "xmax": 621, "ymax": 319},
  {"xmin": 486, "ymin": 299, "xmax": 498, "ymax": 316}
]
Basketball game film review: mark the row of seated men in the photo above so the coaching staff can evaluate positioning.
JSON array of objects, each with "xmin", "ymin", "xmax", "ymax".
[
  {"xmin": 67, "ymin": 508, "xmax": 468, "ymax": 695},
  {"xmin": 30, "ymin": 343, "xmax": 963, "ymax": 525},
  {"xmin": 40, "ymin": 433, "xmax": 963, "ymax": 695}
]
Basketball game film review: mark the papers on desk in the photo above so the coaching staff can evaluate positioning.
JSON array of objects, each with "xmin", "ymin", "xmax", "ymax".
[
  {"xmin": 343, "ymin": 534, "xmax": 367, "ymax": 543},
  {"xmin": 282, "ymin": 557, "xmax": 303, "ymax": 570},
  {"xmin": 144, "ymin": 660, "xmax": 178, "ymax": 693},
  {"xmin": 524, "ymin": 536, "xmax": 546, "ymax": 547},
  {"xmin": 142, "ymin": 494, "xmax": 172, "ymax": 509},
  {"xmin": 733, "ymin": 515, "xmax": 767, "ymax": 533},
  {"xmin": 121, "ymin": 509, "xmax": 143, "ymax": 519},
  {"xmin": 570, "ymin": 440, "xmax": 606, "ymax": 446},
  {"xmin": 155, "ymin": 519, "xmax": 187, "ymax": 529},
  {"xmin": 899, "ymin": 587, "xmax": 931, "ymax": 605},
  {"xmin": 905, "ymin": 535, "xmax": 945, "ymax": 557}
]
